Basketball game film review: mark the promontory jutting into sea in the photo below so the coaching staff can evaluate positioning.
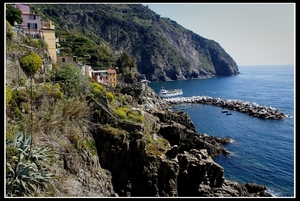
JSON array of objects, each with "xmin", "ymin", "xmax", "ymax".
[
  {"xmin": 149, "ymin": 65, "xmax": 294, "ymax": 197},
  {"xmin": 6, "ymin": 3, "xmax": 294, "ymax": 198}
]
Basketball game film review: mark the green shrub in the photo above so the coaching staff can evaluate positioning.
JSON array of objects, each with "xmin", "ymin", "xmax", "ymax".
[
  {"xmin": 12, "ymin": 88, "xmax": 31, "ymax": 103},
  {"xmin": 13, "ymin": 107, "xmax": 22, "ymax": 118},
  {"xmin": 115, "ymin": 107, "xmax": 127, "ymax": 119},
  {"xmin": 92, "ymin": 82, "xmax": 106, "ymax": 97},
  {"xmin": 102, "ymin": 124, "xmax": 127, "ymax": 135},
  {"xmin": 6, "ymin": 4, "xmax": 23, "ymax": 25},
  {"xmin": 8, "ymin": 88, "xmax": 32, "ymax": 119},
  {"xmin": 6, "ymin": 20, "xmax": 14, "ymax": 40},
  {"xmin": 32, "ymin": 39, "xmax": 39, "ymax": 48},
  {"xmin": 106, "ymin": 91, "xmax": 114, "ymax": 103},
  {"xmin": 48, "ymin": 84, "xmax": 63, "ymax": 100},
  {"xmin": 115, "ymin": 93, "xmax": 126, "ymax": 104},
  {"xmin": 78, "ymin": 138, "xmax": 97, "ymax": 156},
  {"xmin": 19, "ymin": 52, "xmax": 43, "ymax": 76},
  {"xmin": 36, "ymin": 84, "xmax": 63, "ymax": 101},
  {"xmin": 6, "ymin": 130, "xmax": 14, "ymax": 143},
  {"xmin": 51, "ymin": 62, "xmax": 58, "ymax": 71},
  {"xmin": 52, "ymin": 64, "xmax": 91, "ymax": 98},
  {"xmin": 25, "ymin": 37, "xmax": 31, "ymax": 46},
  {"xmin": 38, "ymin": 39, "xmax": 48, "ymax": 48},
  {"xmin": 6, "ymin": 86, "xmax": 12, "ymax": 106},
  {"xmin": 127, "ymin": 110, "xmax": 144, "ymax": 123},
  {"xmin": 145, "ymin": 135, "xmax": 170, "ymax": 157},
  {"xmin": 18, "ymin": 78, "xmax": 26, "ymax": 86}
]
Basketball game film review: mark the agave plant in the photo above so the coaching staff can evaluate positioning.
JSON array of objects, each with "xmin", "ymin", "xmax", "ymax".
[{"xmin": 6, "ymin": 132, "xmax": 54, "ymax": 197}]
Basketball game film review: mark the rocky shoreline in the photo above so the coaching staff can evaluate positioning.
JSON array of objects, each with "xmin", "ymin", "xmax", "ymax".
[
  {"xmin": 89, "ymin": 85, "xmax": 274, "ymax": 197},
  {"xmin": 162, "ymin": 96, "xmax": 288, "ymax": 120},
  {"xmin": 28, "ymin": 84, "xmax": 276, "ymax": 197}
]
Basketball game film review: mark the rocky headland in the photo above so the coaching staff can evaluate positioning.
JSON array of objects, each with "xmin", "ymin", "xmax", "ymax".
[
  {"xmin": 86, "ymin": 84, "xmax": 273, "ymax": 197},
  {"xmin": 7, "ymin": 79, "xmax": 274, "ymax": 197}
]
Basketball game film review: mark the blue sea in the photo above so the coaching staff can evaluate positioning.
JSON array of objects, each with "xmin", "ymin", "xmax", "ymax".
[{"xmin": 148, "ymin": 65, "xmax": 295, "ymax": 197}]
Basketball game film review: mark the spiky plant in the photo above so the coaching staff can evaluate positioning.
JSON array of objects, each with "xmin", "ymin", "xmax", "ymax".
[{"xmin": 6, "ymin": 132, "xmax": 54, "ymax": 197}]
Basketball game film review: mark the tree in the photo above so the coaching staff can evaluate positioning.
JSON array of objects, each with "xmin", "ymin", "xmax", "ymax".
[
  {"xmin": 116, "ymin": 52, "xmax": 136, "ymax": 73},
  {"xmin": 6, "ymin": 4, "xmax": 23, "ymax": 26},
  {"xmin": 97, "ymin": 45, "xmax": 114, "ymax": 62},
  {"xmin": 52, "ymin": 64, "xmax": 91, "ymax": 98},
  {"xmin": 19, "ymin": 52, "xmax": 43, "ymax": 77},
  {"xmin": 19, "ymin": 52, "xmax": 43, "ymax": 157}
]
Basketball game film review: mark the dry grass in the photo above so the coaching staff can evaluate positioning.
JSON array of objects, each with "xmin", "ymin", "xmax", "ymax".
[{"xmin": 32, "ymin": 97, "xmax": 92, "ymax": 135}]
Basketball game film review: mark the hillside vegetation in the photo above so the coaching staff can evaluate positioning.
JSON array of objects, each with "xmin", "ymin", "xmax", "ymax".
[
  {"xmin": 30, "ymin": 3, "xmax": 239, "ymax": 81},
  {"xmin": 6, "ymin": 4, "xmax": 272, "ymax": 197}
]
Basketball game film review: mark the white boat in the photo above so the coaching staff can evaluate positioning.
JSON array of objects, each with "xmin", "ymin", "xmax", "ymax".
[{"xmin": 159, "ymin": 87, "xmax": 183, "ymax": 98}]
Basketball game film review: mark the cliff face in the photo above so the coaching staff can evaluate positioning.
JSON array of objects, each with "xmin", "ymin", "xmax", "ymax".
[
  {"xmin": 6, "ymin": 80, "xmax": 271, "ymax": 197},
  {"xmin": 143, "ymin": 18, "xmax": 239, "ymax": 81},
  {"xmin": 89, "ymin": 85, "xmax": 271, "ymax": 197},
  {"xmin": 30, "ymin": 4, "xmax": 240, "ymax": 81}
]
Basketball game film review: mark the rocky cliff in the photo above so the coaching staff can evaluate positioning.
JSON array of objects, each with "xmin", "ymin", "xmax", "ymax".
[
  {"xmin": 6, "ymin": 80, "xmax": 272, "ymax": 197},
  {"xmin": 30, "ymin": 3, "xmax": 240, "ymax": 81},
  {"xmin": 87, "ymin": 84, "xmax": 272, "ymax": 197}
]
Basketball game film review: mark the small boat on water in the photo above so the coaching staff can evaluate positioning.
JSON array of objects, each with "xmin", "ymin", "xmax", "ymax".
[
  {"xmin": 159, "ymin": 87, "xmax": 183, "ymax": 98},
  {"xmin": 221, "ymin": 109, "xmax": 229, "ymax": 113},
  {"xmin": 173, "ymin": 104, "xmax": 190, "ymax": 111},
  {"xmin": 181, "ymin": 104, "xmax": 189, "ymax": 110},
  {"xmin": 226, "ymin": 112, "xmax": 232, "ymax": 116}
]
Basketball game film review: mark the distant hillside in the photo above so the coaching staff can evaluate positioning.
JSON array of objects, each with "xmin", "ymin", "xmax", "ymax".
[{"xmin": 31, "ymin": 3, "xmax": 239, "ymax": 81}]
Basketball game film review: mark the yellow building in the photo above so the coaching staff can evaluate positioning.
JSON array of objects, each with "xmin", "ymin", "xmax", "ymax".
[
  {"xmin": 107, "ymin": 69, "xmax": 117, "ymax": 88},
  {"xmin": 40, "ymin": 21, "xmax": 57, "ymax": 63}
]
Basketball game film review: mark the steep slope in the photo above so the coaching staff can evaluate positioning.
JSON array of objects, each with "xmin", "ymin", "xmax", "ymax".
[{"xmin": 31, "ymin": 3, "xmax": 239, "ymax": 81}]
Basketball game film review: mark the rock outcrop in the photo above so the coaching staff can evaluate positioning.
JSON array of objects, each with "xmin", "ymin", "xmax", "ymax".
[{"xmin": 90, "ymin": 84, "xmax": 273, "ymax": 197}]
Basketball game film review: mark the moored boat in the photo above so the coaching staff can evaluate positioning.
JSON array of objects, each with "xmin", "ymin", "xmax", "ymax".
[{"xmin": 159, "ymin": 87, "xmax": 183, "ymax": 98}]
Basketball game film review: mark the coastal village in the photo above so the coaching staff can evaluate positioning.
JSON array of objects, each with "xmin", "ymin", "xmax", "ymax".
[
  {"xmin": 6, "ymin": 3, "xmax": 149, "ymax": 89},
  {"xmin": 5, "ymin": 4, "xmax": 288, "ymax": 121},
  {"xmin": 5, "ymin": 4, "xmax": 288, "ymax": 198}
]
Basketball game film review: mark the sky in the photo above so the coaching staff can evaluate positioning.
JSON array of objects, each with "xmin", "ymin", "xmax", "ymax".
[{"xmin": 142, "ymin": 3, "xmax": 295, "ymax": 66}]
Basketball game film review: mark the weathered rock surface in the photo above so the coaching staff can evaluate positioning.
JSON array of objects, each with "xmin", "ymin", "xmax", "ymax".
[
  {"xmin": 26, "ymin": 83, "xmax": 274, "ymax": 197},
  {"xmin": 89, "ymin": 84, "xmax": 273, "ymax": 197}
]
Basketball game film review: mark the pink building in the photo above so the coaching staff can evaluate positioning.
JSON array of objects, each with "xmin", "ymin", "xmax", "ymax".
[{"xmin": 12, "ymin": 4, "xmax": 41, "ymax": 38}]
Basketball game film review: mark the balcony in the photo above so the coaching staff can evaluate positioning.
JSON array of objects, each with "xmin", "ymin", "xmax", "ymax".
[{"xmin": 41, "ymin": 21, "xmax": 55, "ymax": 29}]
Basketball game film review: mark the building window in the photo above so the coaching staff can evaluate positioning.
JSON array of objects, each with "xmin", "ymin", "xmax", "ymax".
[
  {"xmin": 29, "ymin": 15, "xmax": 36, "ymax": 20},
  {"xmin": 62, "ymin": 58, "xmax": 65, "ymax": 62},
  {"xmin": 27, "ymin": 23, "xmax": 37, "ymax": 29}
]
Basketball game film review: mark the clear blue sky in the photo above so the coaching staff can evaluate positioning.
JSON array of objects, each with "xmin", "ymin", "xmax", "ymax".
[{"xmin": 142, "ymin": 3, "xmax": 295, "ymax": 66}]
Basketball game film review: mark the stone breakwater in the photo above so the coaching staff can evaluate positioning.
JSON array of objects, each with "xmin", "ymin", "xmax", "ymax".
[{"xmin": 162, "ymin": 96, "xmax": 289, "ymax": 120}]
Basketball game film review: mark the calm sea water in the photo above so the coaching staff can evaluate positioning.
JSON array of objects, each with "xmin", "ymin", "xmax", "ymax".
[{"xmin": 148, "ymin": 65, "xmax": 295, "ymax": 197}]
